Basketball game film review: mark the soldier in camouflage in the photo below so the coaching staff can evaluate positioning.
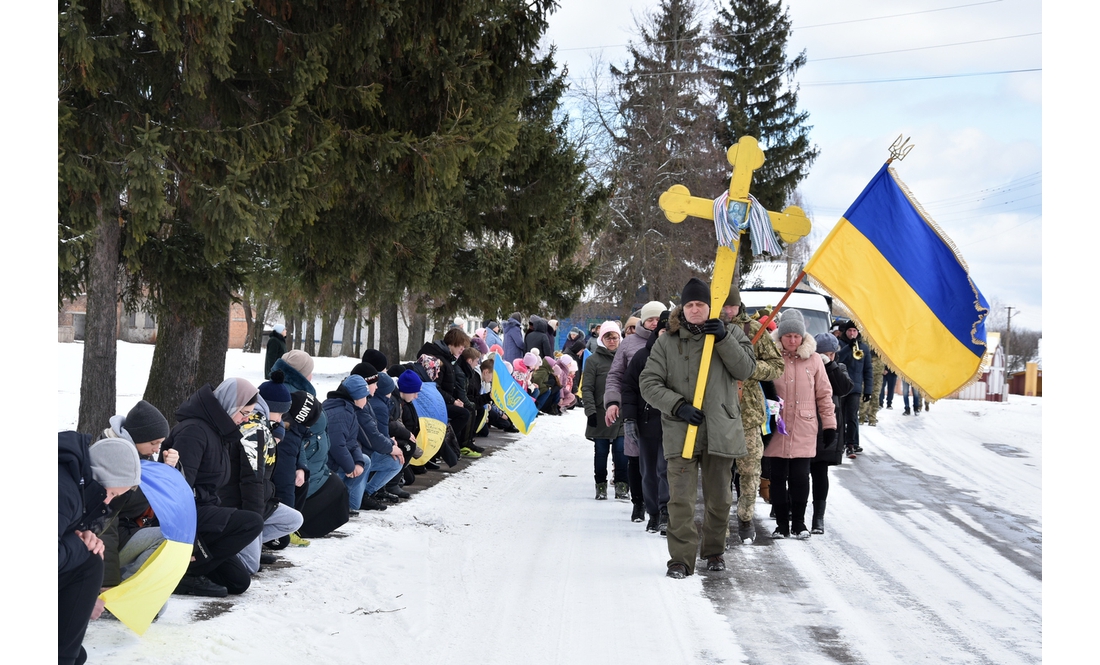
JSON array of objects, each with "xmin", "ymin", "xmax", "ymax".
[
  {"xmin": 859, "ymin": 350, "xmax": 885, "ymax": 426},
  {"xmin": 721, "ymin": 284, "xmax": 785, "ymax": 545}
]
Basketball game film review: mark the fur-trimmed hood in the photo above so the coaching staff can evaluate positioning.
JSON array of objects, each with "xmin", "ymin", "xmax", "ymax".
[
  {"xmin": 772, "ymin": 329, "xmax": 817, "ymax": 359},
  {"xmin": 667, "ymin": 306, "xmax": 683, "ymax": 334}
]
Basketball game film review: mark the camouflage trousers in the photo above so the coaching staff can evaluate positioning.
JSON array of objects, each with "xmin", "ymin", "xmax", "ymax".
[
  {"xmin": 734, "ymin": 426, "xmax": 764, "ymax": 523},
  {"xmin": 859, "ymin": 371, "xmax": 884, "ymax": 425}
]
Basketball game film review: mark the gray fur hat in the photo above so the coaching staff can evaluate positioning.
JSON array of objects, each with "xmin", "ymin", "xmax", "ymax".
[{"xmin": 776, "ymin": 310, "xmax": 806, "ymax": 338}]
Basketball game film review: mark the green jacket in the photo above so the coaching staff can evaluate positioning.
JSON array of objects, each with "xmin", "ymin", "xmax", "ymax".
[
  {"xmin": 582, "ymin": 345, "xmax": 622, "ymax": 440},
  {"xmin": 733, "ymin": 312, "xmax": 785, "ymax": 430},
  {"xmin": 639, "ymin": 308, "xmax": 757, "ymax": 459}
]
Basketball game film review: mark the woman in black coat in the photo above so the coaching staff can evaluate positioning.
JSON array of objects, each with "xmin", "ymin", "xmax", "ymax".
[
  {"xmin": 809, "ymin": 334, "xmax": 854, "ymax": 535},
  {"xmin": 161, "ymin": 378, "xmax": 265, "ymax": 596},
  {"xmin": 620, "ymin": 314, "xmax": 670, "ymax": 533}
]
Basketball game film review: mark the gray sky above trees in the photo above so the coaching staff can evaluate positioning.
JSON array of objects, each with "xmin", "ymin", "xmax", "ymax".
[{"xmin": 542, "ymin": 0, "xmax": 1042, "ymax": 330}]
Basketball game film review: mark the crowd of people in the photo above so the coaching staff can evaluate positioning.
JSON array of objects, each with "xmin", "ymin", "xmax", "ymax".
[
  {"xmin": 58, "ymin": 320, "xmax": 568, "ymax": 664},
  {"xmin": 60, "ymin": 291, "xmax": 928, "ymax": 661},
  {"xmin": 580, "ymin": 277, "xmax": 924, "ymax": 578}
]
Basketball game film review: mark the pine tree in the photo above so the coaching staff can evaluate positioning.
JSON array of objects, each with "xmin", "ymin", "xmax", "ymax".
[
  {"xmin": 712, "ymin": 0, "xmax": 818, "ymax": 230},
  {"xmin": 591, "ymin": 0, "xmax": 726, "ymax": 306}
]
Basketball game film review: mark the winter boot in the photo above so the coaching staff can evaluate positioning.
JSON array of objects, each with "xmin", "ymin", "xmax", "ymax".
[
  {"xmin": 646, "ymin": 514, "xmax": 659, "ymax": 533},
  {"xmin": 658, "ymin": 509, "xmax": 669, "ymax": 536},
  {"xmin": 631, "ymin": 503, "xmax": 645, "ymax": 523},
  {"xmin": 595, "ymin": 482, "xmax": 608, "ymax": 500},
  {"xmin": 759, "ymin": 478, "xmax": 771, "ymax": 504},
  {"xmin": 903, "ymin": 407, "xmax": 911, "ymax": 415},
  {"xmin": 666, "ymin": 562, "xmax": 689, "ymax": 579},
  {"xmin": 706, "ymin": 555, "xmax": 726, "ymax": 571},
  {"xmin": 288, "ymin": 532, "xmax": 311, "ymax": 547},
  {"xmin": 811, "ymin": 501, "xmax": 826, "ymax": 535},
  {"xmin": 614, "ymin": 481, "xmax": 629, "ymax": 500},
  {"xmin": 386, "ymin": 481, "xmax": 411, "ymax": 500},
  {"xmin": 361, "ymin": 494, "xmax": 388, "ymax": 511},
  {"xmin": 738, "ymin": 519, "xmax": 756, "ymax": 545},
  {"xmin": 174, "ymin": 574, "xmax": 228, "ymax": 598},
  {"xmin": 772, "ymin": 503, "xmax": 790, "ymax": 538}
]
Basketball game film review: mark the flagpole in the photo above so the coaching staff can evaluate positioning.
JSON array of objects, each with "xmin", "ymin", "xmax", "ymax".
[{"xmin": 749, "ymin": 270, "xmax": 806, "ymax": 345}]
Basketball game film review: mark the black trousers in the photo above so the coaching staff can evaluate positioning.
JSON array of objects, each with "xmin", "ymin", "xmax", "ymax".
[
  {"xmin": 810, "ymin": 460, "xmax": 830, "ymax": 503},
  {"xmin": 191, "ymin": 508, "xmax": 264, "ymax": 593},
  {"xmin": 447, "ymin": 403, "xmax": 472, "ymax": 449},
  {"xmin": 627, "ymin": 456, "xmax": 644, "ymax": 507},
  {"xmin": 769, "ymin": 457, "xmax": 812, "ymax": 531},
  {"xmin": 840, "ymin": 393, "xmax": 862, "ymax": 449},
  {"xmin": 299, "ymin": 473, "xmax": 349, "ymax": 538},
  {"xmin": 59, "ymin": 553, "xmax": 103, "ymax": 665}
]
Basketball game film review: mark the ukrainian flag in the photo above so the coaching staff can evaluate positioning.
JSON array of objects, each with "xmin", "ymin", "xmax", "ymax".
[
  {"xmin": 803, "ymin": 163, "xmax": 989, "ymax": 400},
  {"xmin": 409, "ymin": 381, "xmax": 449, "ymax": 466},
  {"xmin": 98, "ymin": 460, "xmax": 195, "ymax": 635},
  {"xmin": 490, "ymin": 353, "xmax": 538, "ymax": 435}
]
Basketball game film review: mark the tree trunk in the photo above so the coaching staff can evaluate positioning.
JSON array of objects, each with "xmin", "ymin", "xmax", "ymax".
[
  {"xmin": 285, "ymin": 311, "xmax": 298, "ymax": 350},
  {"xmin": 366, "ymin": 315, "xmax": 375, "ymax": 351},
  {"xmin": 354, "ymin": 311, "xmax": 363, "ymax": 359},
  {"xmin": 341, "ymin": 301, "xmax": 358, "ymax": 357},
  {"xmin": 404, "ymin": 308, "xmax": 428, "ymax": 360},
  {"xmin": 195, "ymin": 292, "xmax": 230, "ymax": 391},
  {"xmin": 379, "ymin": 300, "xmax": 400, "ymax": 363},
  {"xmin": 304, "ymin": 311, "xmax": 316, "ymax": 356},
  {"xmin": 242, "ymin": 294, "xmax": 269, "ymax": 353},
  {"xmin": 144, "ymin": 310, "xmax": 203, "ymax": 427},
  {"xmin": 318, "ymin": 305, "xmax": 339, "ymax": 357},
  {"xmin": 241, "ymin": 292, "xmax": 256, "ymax": 353},
  {"xmin": 77, "ymin": 200, "xmax": 121, "ymax": 435}
]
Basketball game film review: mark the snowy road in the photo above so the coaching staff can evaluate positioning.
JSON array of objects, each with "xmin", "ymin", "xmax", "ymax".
[{"xmin": 64, "ymin": 345, "xmax": 1041, "ymax": 664}]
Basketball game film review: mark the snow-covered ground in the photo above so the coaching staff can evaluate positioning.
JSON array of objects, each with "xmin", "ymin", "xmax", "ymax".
[{"xmin": 59, "ymin": 342, "xmax": 1041, "ymax": 664}]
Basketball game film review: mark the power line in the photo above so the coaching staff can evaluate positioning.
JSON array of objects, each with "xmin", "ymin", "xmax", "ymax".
[
  {"xmin": 553, "ymin": 0, "xmax": 1006, "ymax": 53},
  {"xmin": 800, "ymin": 68, "xmax": 1040, "ymax": 87},
  {"xmin": 807, "ymin": 32, "xmax": 1040, "ymax": 63}
]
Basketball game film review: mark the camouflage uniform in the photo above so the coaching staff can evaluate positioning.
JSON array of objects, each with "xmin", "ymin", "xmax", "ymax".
[
  {"xmin": 732, "ymin": 312, "xmax": 785, "ymax": 523},
  {"xmin": 859, "ymin": 352, "xmax": 885, "ymax": 426}
]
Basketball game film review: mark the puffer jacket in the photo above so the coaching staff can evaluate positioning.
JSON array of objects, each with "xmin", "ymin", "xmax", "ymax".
[
  {"xmin": 764, "ymin": 332, "xmax": 836, "ymax": 459},
  {"xmin": 582, "ymin": 344, "xmax": 622, "ymax": 440},
  {"xmin": 524, "ymin": 316, "xmax": 555, "ymax": 359},
  {"xmin": 639, "ymin": 307, "xmax": 757, "ymax": 459},
  {"xmin": 503, "ymin": 317, "xmax": 525, "ymax": 363},
  {"xmin": 815, "ymin": 358, "xmax": 853, "ymax": 466},
  {"xmin": 271, "ymin": 357, "xmax": 331, "ymax": 497},
  {"xmin": 836, "ymin": 332, "xmax": 874, "ymax": 396}
]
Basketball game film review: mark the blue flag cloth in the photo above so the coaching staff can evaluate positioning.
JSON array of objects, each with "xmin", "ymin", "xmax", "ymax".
[
  {"xmin": 490, "ymin": 354, "xmax": 538, "ymax": 435},
  {"xmin": 409, "ymin": 381, "xmax": 449, "ymax": 466},
  {"xmin": 803, "ymin": 164, "xmax": 989, "ymax": 399}
]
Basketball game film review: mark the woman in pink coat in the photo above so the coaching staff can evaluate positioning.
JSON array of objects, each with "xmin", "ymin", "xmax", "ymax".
[{"xmin": 764, "ymin": 310, "xmax": 837, "ymax": 540}]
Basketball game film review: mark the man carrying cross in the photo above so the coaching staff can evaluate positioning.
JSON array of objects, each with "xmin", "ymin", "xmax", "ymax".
[{"xmin": 639, "ymin": 278, "xmax": 756, "ymax": 578}]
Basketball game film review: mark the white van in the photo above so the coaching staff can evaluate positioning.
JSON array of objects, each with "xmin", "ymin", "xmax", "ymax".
[{"xmin": 739, "ymin": 288, "xmax": 834, "ymax": 337}]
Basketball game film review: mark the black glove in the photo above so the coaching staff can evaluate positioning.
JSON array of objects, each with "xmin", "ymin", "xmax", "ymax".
[
  {"xmin": 676, "ymin": 402, "xmax": 706, "ymax": 426},
  {"xmin": 862, "ymin": 393, "xmax": 872, "ymax": 403},
  {"xmin": 702, "ymin": 318, "xmax": 727, "ymax": 342},
  {"xmin": 587, "ymin": 414, "xmax": 597, "ymax": 429},
  {"xmin": 821, "ymin": 428, "xmax": 837, "ymax": 448}
]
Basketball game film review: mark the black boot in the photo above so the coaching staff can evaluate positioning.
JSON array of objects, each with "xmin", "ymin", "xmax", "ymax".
[{"xmin": 811, "ymin": 500, "xmax": 826, "ymax": 534}]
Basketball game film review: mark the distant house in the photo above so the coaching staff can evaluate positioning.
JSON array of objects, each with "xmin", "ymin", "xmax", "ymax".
[
  {"xmin": 59, "ymin": 295, "xmax": 249, "ymax": 348},
  {"xmin": 950, "ymin": 332, "xmax": 1007, "ymax": 402}
]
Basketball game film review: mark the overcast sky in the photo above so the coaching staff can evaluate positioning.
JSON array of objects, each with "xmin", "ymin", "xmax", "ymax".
[{"xmin": 542, "ymin": 0, "xmax": 1042, "ymax": 330}]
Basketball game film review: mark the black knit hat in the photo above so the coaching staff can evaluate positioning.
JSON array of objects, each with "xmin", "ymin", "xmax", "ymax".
[
  {"xmin": 351, "ymin": 361, "xmax": 380, "ymax": 385},
  {"xmin": 259, "ymin": 370, "xmax": 293, "ymax": 414},
  {"xmin": 361, "ymin": 349, "xmax": 389, "ymax": 373},
  {"xmin": 124, "ymin": 400, "xmax": 169, "ymax": 444},
  {"xmin": 286, "ymin": 391, "xmax": 321, "ymax": 428},
  {"xmin": 681, "ymin": 277, "xmax": 710, "ymax": 306}
]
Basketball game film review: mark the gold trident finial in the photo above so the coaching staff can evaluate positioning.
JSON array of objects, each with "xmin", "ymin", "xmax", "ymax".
[{"xmin": 887, "ymin": 134, "xmax": 915, "ymax": 164}]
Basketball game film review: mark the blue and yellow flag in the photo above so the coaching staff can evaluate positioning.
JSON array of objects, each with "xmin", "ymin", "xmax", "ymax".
[
  {"xmin": 803, "ymin": 164, "xmax": 989, "ymax": 400},
  {"xmin": 490, "ymin": 354, "xmax": 538, "ymax": 435},
  {"xmin": 99, "ymin": 460, "xmax": 196, "ymax": 635},
  {"xmin": 409, "ymin": 381, "xmax": 449, "ymax": 466}
]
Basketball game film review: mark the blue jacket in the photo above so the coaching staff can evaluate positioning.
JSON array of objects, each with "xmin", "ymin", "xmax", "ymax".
[
  {"xmin": 503, "ymin": 317, "xmax": 525, "ymax": 363},
  {"xmin": 836, "ymin": 334, "xmax": 875, "ymax": 396},
  {"xmin": 272, "ymin": 358, "xmax": 331, "ymax": 497},
  {"xmin": 322, "ymin": 388, "xmax": 368, "ymax": 476}
]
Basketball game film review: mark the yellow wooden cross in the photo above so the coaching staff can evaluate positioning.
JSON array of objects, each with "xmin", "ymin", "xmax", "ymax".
[{"xmin": 657, "ymin": 136, "xmax": 812, "ymax": 458}]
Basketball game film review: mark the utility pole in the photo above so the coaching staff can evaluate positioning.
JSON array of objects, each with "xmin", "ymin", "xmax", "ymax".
[{"xmin": 1004, "ymin": 305, "xmax": 1016, "ymax": 373}]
